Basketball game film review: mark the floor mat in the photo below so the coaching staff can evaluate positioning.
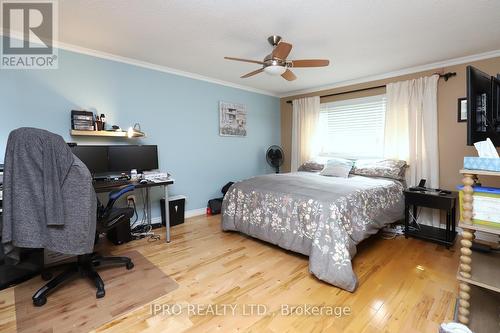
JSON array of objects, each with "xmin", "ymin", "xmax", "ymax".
[{"xmin": 14, "ymin": 250, "xmax": 178, "ymax": 333}]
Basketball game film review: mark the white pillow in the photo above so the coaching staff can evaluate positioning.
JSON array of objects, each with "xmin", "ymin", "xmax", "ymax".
[{"xmin": 319, "ymin": 158, "xmax": 354, "ymax": 178}]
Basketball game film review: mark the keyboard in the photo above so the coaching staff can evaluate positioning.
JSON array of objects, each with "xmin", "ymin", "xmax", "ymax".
[{"xmin": 93, "ymin": 179, "xmax": 130, "ymax": 189}]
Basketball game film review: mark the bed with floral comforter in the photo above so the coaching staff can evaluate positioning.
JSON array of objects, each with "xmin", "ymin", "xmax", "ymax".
[{"xmin": 221, "ymin": 172, "xmax": 404, "ymax": 292}]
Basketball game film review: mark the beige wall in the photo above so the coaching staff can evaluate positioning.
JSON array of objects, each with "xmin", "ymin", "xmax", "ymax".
[{"xmin": 280, "ymin": 56, "xmax": 500, "ymax": 190}]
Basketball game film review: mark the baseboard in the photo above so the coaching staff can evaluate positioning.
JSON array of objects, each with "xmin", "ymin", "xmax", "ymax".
[
  {"xmin": 150, "ymin": 216, "xmax": 162, "ymax": 225},
  {"xmin": 185, "ymin": 207, "xmax": 207, "ymax": 218},
  {"xmin": 137, "ymin": 208, "xmax": 206, "ymax": 228}
]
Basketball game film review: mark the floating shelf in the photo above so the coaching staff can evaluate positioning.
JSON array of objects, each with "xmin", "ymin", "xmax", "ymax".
[{"xmin": 70, "ymin": 130, "xmax": 145, "ymax": 138}]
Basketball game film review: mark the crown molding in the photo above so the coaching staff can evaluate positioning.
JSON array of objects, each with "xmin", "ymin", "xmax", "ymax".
[
  {"xmin": 56, "ymin": 42, "xmax": 280, "ymax": 97},
  {"xmin": 279, "ymin": 49, "xmax": 500, "ymax": 98},
  {"xmin": 0, "ymin": 30, "xmax": 279, "ymax": 97},
  {"xmin": 3, "ymin": 29, "xmax": 500, "ymax": 99}
]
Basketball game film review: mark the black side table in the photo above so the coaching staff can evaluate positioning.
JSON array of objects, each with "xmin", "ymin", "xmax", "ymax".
[{"xmin": 404, "ymin": 190, "xmax": 457, "ymax": 248}]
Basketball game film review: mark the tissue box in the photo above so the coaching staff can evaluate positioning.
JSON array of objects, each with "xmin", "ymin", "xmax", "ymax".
[{"xmin": 463, "ymin": 157, "xmax": 500, "ymax": 172}]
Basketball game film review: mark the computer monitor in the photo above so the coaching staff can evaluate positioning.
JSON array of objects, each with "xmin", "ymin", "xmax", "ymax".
[
  {"xmin": 71, "ymin": 146, "xmax": 108, "ymax": 174},
  {"xmin": 108, "ymin": 145, "xmax": 158, "ymax": 172}
]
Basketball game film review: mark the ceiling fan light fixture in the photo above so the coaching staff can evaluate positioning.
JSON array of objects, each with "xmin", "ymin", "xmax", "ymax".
[
  {"xmin": 224, "ymin": 35, "xmax": 329, "ymax": 81},
  {"xmin": 264, "ymin": 65, "xmax": 286, "ymax": 76}
]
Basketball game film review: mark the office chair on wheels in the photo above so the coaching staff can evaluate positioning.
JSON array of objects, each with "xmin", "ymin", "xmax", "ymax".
[
  {"xmin": 2, "ymin": 128, "xmax": 138, "ymax": 307},
  {"xmin": 32, "ymin": 185, "xmax": 136, "ymax": 306}
]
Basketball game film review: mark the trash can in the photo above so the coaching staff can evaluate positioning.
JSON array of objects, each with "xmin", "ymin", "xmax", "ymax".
[{"xmin": 160, "ymin": 195, "xmax": 186, "ymax": 227}]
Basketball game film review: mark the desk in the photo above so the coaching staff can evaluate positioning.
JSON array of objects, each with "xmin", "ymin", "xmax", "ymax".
[
  {"xmin": 94, "ymin": 179, "xmax": 175, "ymax": 243},
  {"xmin": 404, "ymin": 190, "xmax": 457, "ymax": 248}
]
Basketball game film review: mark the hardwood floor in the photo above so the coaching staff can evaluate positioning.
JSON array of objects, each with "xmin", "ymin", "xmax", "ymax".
[{"xmin": 0, "ymin": 215, "xmax": 459, "ymax": 333}]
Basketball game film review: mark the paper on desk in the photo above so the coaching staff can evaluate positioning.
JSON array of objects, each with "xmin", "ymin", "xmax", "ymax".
[{"xmin": 474, "ymin": 138, "xmax": 499, "ymax": 158}]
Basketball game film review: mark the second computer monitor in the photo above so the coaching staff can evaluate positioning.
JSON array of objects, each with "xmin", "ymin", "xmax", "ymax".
[{"xmin": 108, "ymin": 145, "xmax": 158, "ymax": 173}]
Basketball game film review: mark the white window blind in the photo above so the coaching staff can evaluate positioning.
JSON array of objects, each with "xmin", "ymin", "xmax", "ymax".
[{"xmin": 317, "ymin": 94, "xmax": 386, "ymax": 159}]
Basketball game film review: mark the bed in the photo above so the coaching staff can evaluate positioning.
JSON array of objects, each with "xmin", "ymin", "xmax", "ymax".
[{"xmin": 221, "ymin": 171, "xmax": 405, "ymax": 292}]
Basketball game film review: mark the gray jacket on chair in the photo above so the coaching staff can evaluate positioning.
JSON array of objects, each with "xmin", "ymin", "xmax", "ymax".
[{"xmin": 1, "ymin": 128, "xmax": 96, "ymax": 260}]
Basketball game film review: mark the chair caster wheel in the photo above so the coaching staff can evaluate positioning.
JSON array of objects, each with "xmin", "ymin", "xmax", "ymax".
[
  {"xmin": 96, "ymin": 289, "xmax": 105, "ymax": 298},
  {"xmin": 126, "ymin": 262, "xmax": 134, "ymax": 270},
  {"xmin": 33, "ymin": 296, "xmax": 47, "ymax": 307},
  {"xmin": 41, "ymin": 272, "xmax": 53, "ymax": 281}
]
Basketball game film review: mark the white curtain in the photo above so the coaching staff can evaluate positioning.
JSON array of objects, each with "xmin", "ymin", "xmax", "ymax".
[
  {"xmin": 291, "ymin": 96, "xmax": 321, "ymax": 171},
  {"xmin": 384, "ymin": 75, "xmax": 440, "ymax": 226}
]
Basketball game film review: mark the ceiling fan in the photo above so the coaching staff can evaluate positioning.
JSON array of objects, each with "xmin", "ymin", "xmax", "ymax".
[{"xmin": 224, "ymin": 35, "xmax": 330, "ymax": 81}]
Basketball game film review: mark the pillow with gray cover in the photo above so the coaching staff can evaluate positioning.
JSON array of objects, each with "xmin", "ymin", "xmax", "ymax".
[
  {"xmin": 352, "ymin": 159, "xmax": 407, "ymax": 180},
  {"xmin": 298, "ymin": 161, "xmax": 325, "ymax": 172},
  {"xmin": 319, "ymin": 158, "xmax": 354, "ymax": 178}
]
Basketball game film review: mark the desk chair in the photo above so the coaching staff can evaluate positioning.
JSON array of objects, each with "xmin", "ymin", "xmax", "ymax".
[{"xmin": 32, "ymin": 185, "xmax": 135, "ymax": 307}]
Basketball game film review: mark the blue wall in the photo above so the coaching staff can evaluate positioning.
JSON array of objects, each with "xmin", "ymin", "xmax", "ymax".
[{"xmin": 0, "ymin": 48, "xmax": 280, "ymax": 220}]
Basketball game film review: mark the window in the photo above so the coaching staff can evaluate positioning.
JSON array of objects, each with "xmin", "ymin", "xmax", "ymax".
[{"xmin": 317, "ymin": 94, "xmax": 386, "ymax": 159}]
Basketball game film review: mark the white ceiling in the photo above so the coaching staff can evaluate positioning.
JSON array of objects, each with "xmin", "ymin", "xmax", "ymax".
[{"xmin": 57, "ymin": 0, "xmax": 500, "ymax": 96}]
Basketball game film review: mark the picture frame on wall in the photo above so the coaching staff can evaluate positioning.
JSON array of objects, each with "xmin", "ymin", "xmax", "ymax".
[
  {"xmin": 458, "ymin": 97, "xmax": 467, "ymax": 122},
  {"xmin": 219, "ymin": 101, "xmax": 247, "ymax": 137}
]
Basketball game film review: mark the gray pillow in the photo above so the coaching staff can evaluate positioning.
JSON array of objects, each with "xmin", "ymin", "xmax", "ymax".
[
  {"xmin": 352, "ymin": 159, "xmax": 407, "ymax": 180},
  {"xmin": 298, "ymin": 161, "xmax": 324, "ymax": 172},
  {"xmin": 319, "ymin": 158, "xmax": 354, "ymax": 178}
]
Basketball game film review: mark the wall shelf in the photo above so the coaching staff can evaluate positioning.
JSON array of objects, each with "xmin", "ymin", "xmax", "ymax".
[{"xmin": 70, "ymin": 130, "xmax": 145, "ymax": 138}]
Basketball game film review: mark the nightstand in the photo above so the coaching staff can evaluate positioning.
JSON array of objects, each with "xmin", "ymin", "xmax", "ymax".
[{"xmin": 404, "ymin": 189, "xmax": 457, "ymax": 248}]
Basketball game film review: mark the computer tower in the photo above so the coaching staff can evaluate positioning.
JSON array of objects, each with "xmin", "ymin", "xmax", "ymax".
[{"xmin": 106, "ymin": 219, "xmax": 132, "ymax": 245}]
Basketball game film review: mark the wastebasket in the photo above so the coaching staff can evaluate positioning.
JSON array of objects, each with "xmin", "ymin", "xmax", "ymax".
[{"xmin": 160, "ymin": 195, "xmax": 186, "ymax": 227}]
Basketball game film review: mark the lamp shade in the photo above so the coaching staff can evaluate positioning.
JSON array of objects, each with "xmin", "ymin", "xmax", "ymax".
[{"xmin": 264, "ymin": 65, "xmax": 286, "ymax": 76}]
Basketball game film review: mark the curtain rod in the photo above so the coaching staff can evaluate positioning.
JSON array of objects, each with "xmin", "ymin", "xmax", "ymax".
[{"xmin": 285, "ymin": 72, "xmax": 457, "ymax": 104}]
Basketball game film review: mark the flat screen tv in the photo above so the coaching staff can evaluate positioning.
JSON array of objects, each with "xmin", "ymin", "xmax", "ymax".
[
  {"xmin": 493, "ymin": 75, "xmax": 500, "ymax": 133},
  {"xmin": 466, "ymin": 66, "xmax": 500, "ymax": 146}
]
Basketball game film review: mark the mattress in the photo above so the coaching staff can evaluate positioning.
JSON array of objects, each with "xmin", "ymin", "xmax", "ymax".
[{"xmin": 221, "ymin": 172, "xmax": 404, "ymax": 291}]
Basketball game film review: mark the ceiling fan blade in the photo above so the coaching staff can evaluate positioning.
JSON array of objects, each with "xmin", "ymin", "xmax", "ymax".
[
  {"xmin": 272, "ymin": 42, "xmax": 292, "ymax": 60},
  {"xmin": 289, "ymin": 59, "xmax": 330, "ymax": 67},
  {"xmin": 224, "ymin": 57, "xmax": 264, "ymax": 65},
  {"xmin": 241, "ymin": 68, "xmax": 264, "ymax": 78},
  {"xmin": 281, "ymin": 69, "xmax": 297, "ymax": 81}
]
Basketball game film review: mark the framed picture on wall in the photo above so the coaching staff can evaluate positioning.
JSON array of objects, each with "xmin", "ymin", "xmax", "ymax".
[
  {"xmin": 458, "ymin": 97, "xmax": 467, "ymax": 122},
  {"xmin": 219, "ymin": 101, "xmax": 247, "ymax": 137}
]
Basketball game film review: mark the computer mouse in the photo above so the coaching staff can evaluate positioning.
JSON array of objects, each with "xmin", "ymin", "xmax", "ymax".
[{"xmin": 139, "ymin": 179, "xmax": 148, "ymax": 184}]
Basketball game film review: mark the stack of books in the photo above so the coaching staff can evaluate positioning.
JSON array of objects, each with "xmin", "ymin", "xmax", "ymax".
[
  {"xmin": 143, "ymin": 171, "xmax": 170, "ymax": 183},
  {"xmin": 71, "ymin": 110, "xmax": 94, "ymax": 131}
]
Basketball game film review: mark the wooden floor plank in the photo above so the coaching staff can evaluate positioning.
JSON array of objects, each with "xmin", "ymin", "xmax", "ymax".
[{"xmin": 0, "ymin": 215, "xmax": 459, "ymax": 332}]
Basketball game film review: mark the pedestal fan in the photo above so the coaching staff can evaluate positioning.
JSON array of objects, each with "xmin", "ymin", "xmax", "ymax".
[{"xmin": 266, "ymin": 145, "xmax": 284, "ymax": 173}]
